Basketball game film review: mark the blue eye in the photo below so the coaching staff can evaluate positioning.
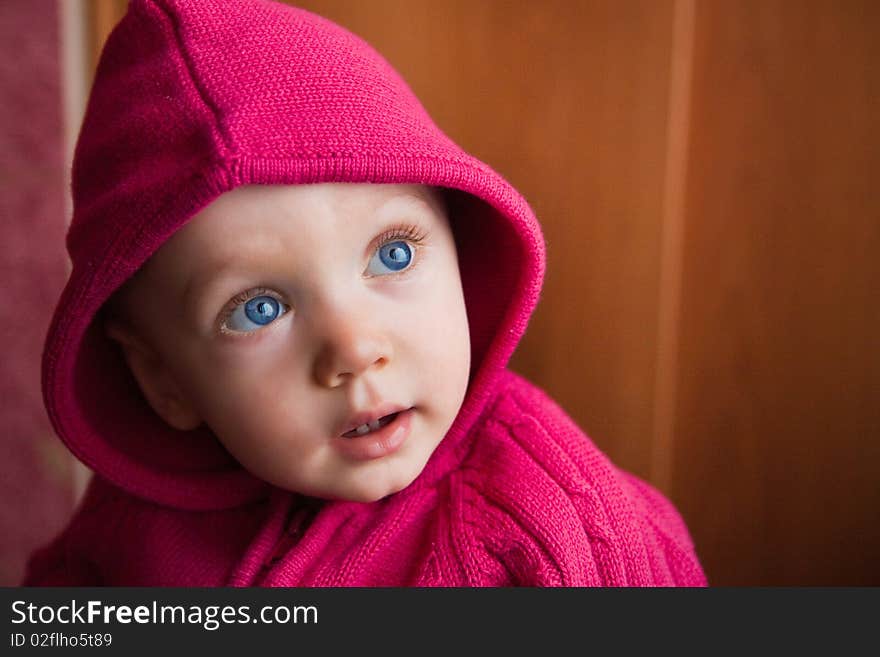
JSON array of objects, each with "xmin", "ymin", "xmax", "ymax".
[
  {"xmin": 368, "ymin": 240, "xmax": 413, "ymax": 275},
  {"xmin": 225, "ymin": 295, "xmax": 288, "ymax": 332}
]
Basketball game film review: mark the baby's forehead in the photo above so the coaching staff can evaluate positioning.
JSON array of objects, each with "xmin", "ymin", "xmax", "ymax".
[
  {"xmin": 243, "ymin": 181, "xmax": 443, "ymax": 213},
  {"xmin": 196, "ymin": 182, "xmax": 441, "ymax": 226},
  {"xmin": 196, "ymin": 182, "xmax": 446, "ymax": 237},
  {"xmin": 157, "ymin": 181, "xmax": 447, "ymax": 271}
]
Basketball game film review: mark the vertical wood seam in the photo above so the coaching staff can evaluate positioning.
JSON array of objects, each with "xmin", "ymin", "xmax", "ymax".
[
  {"xmin": 652, "ymin": 0, "xmax": 695, "ymax": 493},
  {"xmin": 59, "ymin": 0, "xmax": 93, "ymax": 503}
]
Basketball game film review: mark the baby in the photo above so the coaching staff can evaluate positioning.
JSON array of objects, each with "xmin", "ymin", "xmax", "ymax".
[
  {"xmin": 104, "ymin": 182, "xmax": 470, "ymax": 504},
  {"xmin": 25, "ymin": 0, "xmax": 706, "ymax": 586}
]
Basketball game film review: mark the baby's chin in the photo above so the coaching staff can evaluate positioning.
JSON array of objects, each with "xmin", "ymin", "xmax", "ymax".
[
  {"xmin": 317, "ymin": 469, "xmax": 422, "ymax": 504},
  {"xmin": 275, "ymin": 456, "xmax": 429, "ymax": 504}
]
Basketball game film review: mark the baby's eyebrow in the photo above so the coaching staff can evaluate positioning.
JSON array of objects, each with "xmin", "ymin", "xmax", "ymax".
[
  {"xmin": 372, "ymin": 192, "xmax": 437, "ymax": 222},
  {"xmin": 182, "ymin": 259, "xmax": 243, "ymax": 309},
  {"xmin": 182, "ymin": 229, "xmax": 286, "ymax": 307}
]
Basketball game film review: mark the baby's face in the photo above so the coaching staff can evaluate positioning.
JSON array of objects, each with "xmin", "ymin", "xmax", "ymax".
[{"xmin": 110, "ymin": 183, "xmax": 471, "ymax": 502}]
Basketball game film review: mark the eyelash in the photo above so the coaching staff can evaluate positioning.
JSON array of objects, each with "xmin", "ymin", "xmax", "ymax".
[{"xmin": 216, "ymin": 222, "xmax": 429, "ymax": 335}]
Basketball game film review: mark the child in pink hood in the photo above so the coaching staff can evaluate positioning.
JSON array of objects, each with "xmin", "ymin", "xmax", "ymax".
[{"xmin": 25, "ymin": 0, "xmax": 707, "ymax": 586}]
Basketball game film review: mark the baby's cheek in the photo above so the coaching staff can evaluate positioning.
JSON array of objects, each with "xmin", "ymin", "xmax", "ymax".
[
  {"xmin": 202, "ymin": 382, "xmax": 308, "ymax": 466},
  {"xmin": 411, "ymin": 286, "xmax": 469, "ymax": 390},
  {"xmin": 184, "ymin": 346, "xmax": 290, "ymax": 426}
]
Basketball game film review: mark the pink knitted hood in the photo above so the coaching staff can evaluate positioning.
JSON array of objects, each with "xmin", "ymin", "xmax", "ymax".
[{"xmin": 43, "ymin": 0, "xmax": 544, "ymax": 511}]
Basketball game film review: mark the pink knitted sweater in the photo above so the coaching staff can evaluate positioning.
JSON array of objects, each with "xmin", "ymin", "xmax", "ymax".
[{"xmin": 25, "ymin": 0, "xmax": 706, "ymax": 586}]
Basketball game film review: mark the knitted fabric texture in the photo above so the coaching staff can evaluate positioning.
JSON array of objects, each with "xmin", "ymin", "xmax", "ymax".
[{"xmin": 27, "ymin": 0, "xmax": 706, "ymax": 586}]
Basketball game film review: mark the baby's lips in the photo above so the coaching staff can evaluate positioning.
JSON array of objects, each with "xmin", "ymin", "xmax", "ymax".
[
  {"xmin": 333, "ymin": 408, "xmax": 414, "ymax": 461},
  {"xmin": 342, "ymin": 413, "xmax": 397, "ymax": 438},
  {"xmin": 337, "ymin": 403, "xmax": 412, "ymax": 437}
]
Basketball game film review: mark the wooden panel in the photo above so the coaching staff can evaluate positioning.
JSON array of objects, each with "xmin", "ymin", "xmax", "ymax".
[{"xmin": 673, "ymin": 0, "xmax": 880, "ymax": 585}]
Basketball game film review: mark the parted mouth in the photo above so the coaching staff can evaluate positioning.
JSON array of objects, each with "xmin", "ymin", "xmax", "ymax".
[
  {"xmin": 341, "ymin": 412, "xmax": 401, "ymax": 438},
  {"xmin": 338, "ymin": 404, "xmax": 412, "ymax": 438}
]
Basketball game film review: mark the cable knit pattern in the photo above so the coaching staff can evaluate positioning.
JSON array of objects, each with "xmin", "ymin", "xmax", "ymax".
[{"xmin": 25, "ymin": 0, "xmax": 706, "ymax": 586}]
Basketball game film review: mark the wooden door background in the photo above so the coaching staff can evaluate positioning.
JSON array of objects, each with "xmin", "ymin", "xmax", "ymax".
[{"xmin": 72, "ymin": 0, "xmax": 880, "ymax": 586}]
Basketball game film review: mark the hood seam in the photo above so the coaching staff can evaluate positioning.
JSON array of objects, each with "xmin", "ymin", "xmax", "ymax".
[{"xmin": 148, "ymin": 0, "xmax": 233, "ymax": 159}]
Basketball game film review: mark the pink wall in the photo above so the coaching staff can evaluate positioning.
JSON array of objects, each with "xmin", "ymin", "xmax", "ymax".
[{"xmin": 0, "ymin": 0, "xmax": 76, "ymax": 585}]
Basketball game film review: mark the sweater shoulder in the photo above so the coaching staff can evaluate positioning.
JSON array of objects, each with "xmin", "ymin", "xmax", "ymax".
[
  {"xmin": 469, "ymin": 368, "xmax": 616, "ymax": 491},
  {"xmin": 455, "ymin": 369, "xmax": 707, "ymax": 586}
]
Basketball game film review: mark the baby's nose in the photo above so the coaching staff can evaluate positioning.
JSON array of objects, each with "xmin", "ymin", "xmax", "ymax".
[{"xmin": 312, "ymin": 314, "xmax": 392, "ymax": 388}]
